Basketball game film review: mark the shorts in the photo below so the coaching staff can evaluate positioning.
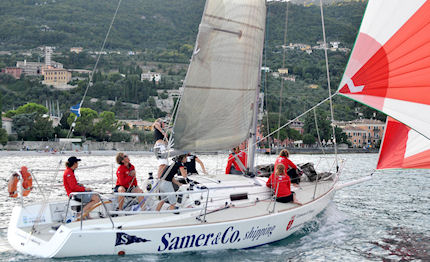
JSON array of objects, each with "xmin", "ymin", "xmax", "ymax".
[
  {"xmin": 229, "ymin": 166, "xmax": 243, "ymax": 175},
  {"xmin": 114, "ymin": 185, "xmax": 136, "ymax": 193},
  {"xmin": 276, "ymin": 192, "xmax": 295, "ymax": 203},
  {"xmin": 154, "ymin": 143, "xmax": 168, "ymax": 165},
  {"xmin": 73, "ymin": 192, "xmax": 93, "ymax": 205},
  {"xmin": 159, "ymin": 180, "xmax": 177, "ymax": 204}
]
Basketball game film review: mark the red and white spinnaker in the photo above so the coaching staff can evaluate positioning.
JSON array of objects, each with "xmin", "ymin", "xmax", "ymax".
[{"xmin": 338, "ymin": 0, "xmax": 430, "ymax": 169}]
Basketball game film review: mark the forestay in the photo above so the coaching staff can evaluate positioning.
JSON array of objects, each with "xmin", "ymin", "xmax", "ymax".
[
  {"xmin": 173, "ymin": 0, "xmax": 266, "ymax": 152},
  {"xmin": 338, "ymin": 0, "xmax": 430, "ymax": 140}
]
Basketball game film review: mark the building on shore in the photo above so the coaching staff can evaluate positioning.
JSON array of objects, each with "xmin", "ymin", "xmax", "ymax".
[
  {"xmin": 70, "ymin": 47, "xmax": 83, "ymax": 54},
  {"xmin": 335, "ymin": 119, "xmax": 385, "ymax": 148},
  {"xmin": 16, "ymin": 60, "xmax": 63, "ymax": 76},
  {"xmin": 42, "ymin": 67, "xmax": 72, "ymax": 88},
  {"xmin": 1, "ymin": 67, "xmax": 22, "ymax": 79},
  {"xmin": 118, "ymin": 120, "xmax": 153, "ymax": 131},
  {"xmin": 141, "ymin": 71, "xmax": 161, "ymax": 84},
  {"xmin": 2, "ymin": 117, "xmax": 14, "ymax": 135}
]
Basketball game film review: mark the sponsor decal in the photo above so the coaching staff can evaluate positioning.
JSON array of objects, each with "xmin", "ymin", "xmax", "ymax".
[
  {"xmin": 295, "ymin": 210, "xmax": 314, "ymax": 218},
  {"xmin": 243, "ymin": 225, "xmax": 276, "ymax": 241},
  {"xmin": 115, "ymin": 232, "xmax": 151, "ymax": 246},
  {"xmin": 158, "ymin": 224, "xmax": 277, "ymax": 252},
  {"xmin": 286, "ymin": 216, "xmax": 295, "ymax": 231},
  {"xmin": 22, "ymin": 215, "xmax": 45, "ymax": 225},
  {"xmin": 158, "ymin": 226, "xmax": 240, "ymax": 251}
]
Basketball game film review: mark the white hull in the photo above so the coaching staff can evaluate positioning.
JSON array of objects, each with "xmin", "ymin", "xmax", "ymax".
[{"xmin": 7, "ymin": 174, "xmax": 337, "ymax": 258}]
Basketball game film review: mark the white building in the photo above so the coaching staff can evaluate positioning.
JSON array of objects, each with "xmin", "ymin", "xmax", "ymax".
[
  {"xmin": 2, "ymin": 117, "xmax": 14, "ymax": 134},
  {"xmin": 141, "ymin": 71, "xmax": 161, "ymax": 84}
]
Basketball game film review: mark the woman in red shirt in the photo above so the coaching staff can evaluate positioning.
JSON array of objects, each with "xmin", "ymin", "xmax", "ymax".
[
  {"xmin": 63, "ymin": 156, "xmax": 100, "ymax": 218},
  {"xmin": 274, "ymin": 149, "xmax": 301, "ymax": 186},
  {"xmin": 115, "ymin": 153, "xmax": 144, "ymax": 210},
  {"xmin": 266, "ymin": 164, "xmax": 301, "ymax": 204}
]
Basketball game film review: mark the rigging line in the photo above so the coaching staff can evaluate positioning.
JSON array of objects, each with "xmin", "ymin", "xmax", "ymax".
[
  {"xmin": 38, "ymin": 0, "xmax": 123, "ymax": 232},
  {"xmin": 319, "ymin": 0, "xmax": 338, "ymax": 170},
  {"xmin": 314, "ymin": 108, "xmax": 325, "ymax": 154},
  {"xmin": 80, "ymin": 0, "xmax": 122, "ymax": 108},
  {"xmin": 257, "ymin": 93, "xmax": 337, "ymax": 145},
  {"xmin": 263, "ymin": 4, "xmax": 271, "ymax": 155},
  {"xmin": 276, "ymin": 0, "xmax": 289, "ymax": 148},
  {"xmin": 61, "ymin": 0, "xmax": 123, "ymax": 151}
]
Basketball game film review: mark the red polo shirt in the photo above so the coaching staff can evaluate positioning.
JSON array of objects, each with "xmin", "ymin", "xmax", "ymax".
[
  {"xmin": 266, "ymin": 172, "xmax": 292, "ymax": 197},
  {"xmin": 63, "ymin": 167, "xmax": 86, "ymax": 196},
  {"xmin": 116, "ymin": 164, "xmax": 137, "ymax": 188}
]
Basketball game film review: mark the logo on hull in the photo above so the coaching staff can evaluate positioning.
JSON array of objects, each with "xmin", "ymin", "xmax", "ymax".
[
  {"xmin": 115, "ymin": 232, "xmax": 151, "ymax": 246},
  {"xmin": 286, "ymin": 216, "xmax": 295, "ymax": 231}
]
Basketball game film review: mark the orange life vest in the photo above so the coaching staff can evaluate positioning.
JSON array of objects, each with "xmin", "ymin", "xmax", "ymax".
[
  {"xmin": 8, "ymin": 173, "xmax": 20, "ymax": 198},
  {"xmin": 21, "ymin": 166, "xmax": 33, "ymax": 197}
]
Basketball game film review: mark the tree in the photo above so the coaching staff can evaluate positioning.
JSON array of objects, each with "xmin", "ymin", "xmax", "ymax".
[
  {"xmin": 303, "ymin": 109, "xmax": 332, "ymax": 141},
  {"xmin": 0, "ymin": 128, "xmax": 7, "ymax": 146},
  {"xmin": 12, "ymin": 113, "xmax": 55, "ymax": 141},
  {"xmin": 67, "ymin": 108, "xmax": 98, "ymax": 138},
  {"xmin": 15, "ymin": 103, "xmax": 48, "ymax": 116},
  {"xmin": 334, "ymin": 126, "xmax": 350, "ymax": 146},
  {"xmin": 303, "ymin": 133, "xmax": 315, "ymax": 146},
  {"xmin": 111, "ymin": 131, "xmax": 131, "ymax": 142},
  {"xmin": 93, "ymin": 111, "xmax": 118, "ymax": 141},
  {"xmin": 60, "ymin": 112, "xmax": 71, "ymax": 129},
  {"xmin": 32, "ymin": 116, "xmax": 55, "ymax": 141},
  {"xmin": 12, "ymin": 113, "xmax": 36, "ymax": 140}
]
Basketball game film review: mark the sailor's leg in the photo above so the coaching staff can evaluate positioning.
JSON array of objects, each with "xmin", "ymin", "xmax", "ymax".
[{"xmin": 117, "ymin": 186, "xmax": 126, "ymax": 210}]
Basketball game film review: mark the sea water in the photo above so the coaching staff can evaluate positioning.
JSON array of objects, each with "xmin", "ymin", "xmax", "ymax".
[{"xmin": 0, "ymin": 151, "xmax": 428, "ymax": 261}]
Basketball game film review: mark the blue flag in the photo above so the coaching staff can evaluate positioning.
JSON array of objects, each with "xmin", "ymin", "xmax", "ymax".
[
  {"xmin": 115, "ymin": 232, "xmax": 151, "ymax": 246},
  {"xmin": 70, "ymin": 103, "xmax": 81, "ymax": 117}
]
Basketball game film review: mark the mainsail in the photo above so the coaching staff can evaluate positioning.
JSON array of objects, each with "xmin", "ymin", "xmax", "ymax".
[
  {"xmin": 338, "ymin": 0, "xmax": 430, "ymax": 169},
  {"xmin": 173, "ymin": 0, "xmax": 266, "ymax": 152}
]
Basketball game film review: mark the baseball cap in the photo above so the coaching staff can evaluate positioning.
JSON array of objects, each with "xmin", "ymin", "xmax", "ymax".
[{"xmin": 67, "ymin": 156, "xmax": 81, "ymax": 165}]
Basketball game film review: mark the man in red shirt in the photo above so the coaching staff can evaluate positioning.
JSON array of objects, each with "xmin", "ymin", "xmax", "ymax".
[
  {"xmin": 225, "ymin": 146, "xmax": 248, "ymax": 174},
  {"xmin": 115, "ymin": 153, "xmax": 144, "ymax": 210},
  {"xmin": 63, "ymin": 156, "xmax": 99, "ymax": 218}
]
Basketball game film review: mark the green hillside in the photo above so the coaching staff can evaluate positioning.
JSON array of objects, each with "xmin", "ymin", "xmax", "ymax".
[
  {"xmin": 0, "ymin": 0, "xmax": 365, "ymax": 51},
  {"xmin": 0, "ymin": 1, "xmax": 382, "ymax": 135}
]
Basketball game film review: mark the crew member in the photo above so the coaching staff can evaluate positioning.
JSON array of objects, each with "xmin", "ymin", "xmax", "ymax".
[
  {"xmin": 274, "ymin": 149, "xmax": 301, "ymax": 185},
  {"xmin": 183, "ymin": 153, "xmax": 208, "ymax": 175},
  {"xmin": 266, "ymin": 164, "xmax": 301, "ymax": 205},
  {"xmin": 156, "ymin": 154, "xmax": 188, "ymax": 211},
  {"xmin": 153, "ymin": 118, "xmax": 169, "ymax": 178},
  {"xmin": 115, "ymin": 152, "xmax": 144, "ymax": 210},
  {"xmin": 225, "ymin": 146, "xmax": 247, "ymax": 174},
  {"xmin": 63, "ymin": 156, "xmax": 100, "ymax": 219}
]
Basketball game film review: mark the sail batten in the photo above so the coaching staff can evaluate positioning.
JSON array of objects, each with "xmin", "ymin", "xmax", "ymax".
[{"xmin": 173, "ymin": 0, "xmax": 266, "ymax": 152}]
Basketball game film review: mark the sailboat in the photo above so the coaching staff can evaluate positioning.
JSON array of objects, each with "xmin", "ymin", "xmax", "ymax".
[{"xmin": 5, "ymin": 0, "xmax": 407, "ymax": 258}]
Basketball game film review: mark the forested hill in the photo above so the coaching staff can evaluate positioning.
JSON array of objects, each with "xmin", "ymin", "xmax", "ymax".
[{"xmin": 0, "ymin": 0, "xmax": 367, "ymax": 51}]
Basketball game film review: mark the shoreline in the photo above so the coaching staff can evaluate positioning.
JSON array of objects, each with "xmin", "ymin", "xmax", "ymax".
[{"xmin": 0, "ymin": 148, "xmax": 378, "ymax": 156}]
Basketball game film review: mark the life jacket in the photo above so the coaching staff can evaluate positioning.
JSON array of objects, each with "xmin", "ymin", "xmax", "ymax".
[
  {"xmin": 8, "ymin": 173, "xmax": 20, "ymax": 198},
  {"xmin": 7, "ymin": 166, "xmax": 33, "ymax": 198},
  {"xmin": 21, "ymin": 166, "xmax": 33, "ymax": 197}
]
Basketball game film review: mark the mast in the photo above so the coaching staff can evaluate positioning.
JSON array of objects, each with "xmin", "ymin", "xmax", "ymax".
[{"xmin": 248, "ymin": 1, "xmax": 267, "ymax": 173}]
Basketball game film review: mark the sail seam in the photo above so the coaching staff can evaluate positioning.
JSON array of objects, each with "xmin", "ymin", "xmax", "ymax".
[
  {"xmin": 204, "ymin": 14, "xmax": 264, "ymax": 31},
  {"xmin": 185, "ymin": 85, "xmax": 256, "ymax": 91}
]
